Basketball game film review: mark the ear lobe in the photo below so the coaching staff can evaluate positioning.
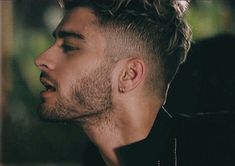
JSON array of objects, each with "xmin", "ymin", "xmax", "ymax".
[{"xmin": 118, "ymin": 58, "xmax": 145, "ymax": 93}]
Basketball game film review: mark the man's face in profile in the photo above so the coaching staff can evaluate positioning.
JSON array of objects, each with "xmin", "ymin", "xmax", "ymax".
[{"xmin": 35, "ymin": 7, "xmax": 113, "ymax": 122}]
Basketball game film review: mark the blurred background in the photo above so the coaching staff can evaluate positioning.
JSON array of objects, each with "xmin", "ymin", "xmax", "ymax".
[{"xmin": 1, "ymin": 0, "xmax": 235, "ymax": 165}]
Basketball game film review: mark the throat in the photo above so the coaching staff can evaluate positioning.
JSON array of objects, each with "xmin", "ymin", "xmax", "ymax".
[
  {"xmin": 81, "ymin": 104, "xmax": 159, "ymax": 166},
  {"xmin": 100, "ymin": 149, "xmax": 122, "ymax": 166},
  {"xmin": 81, "ymin": 113, "xmax": 124, "ymax": 166}
]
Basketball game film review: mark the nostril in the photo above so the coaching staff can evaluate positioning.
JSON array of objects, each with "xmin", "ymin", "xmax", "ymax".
[
  {"xmin": 34, "ymin": 55, "xmax": 43, "ymax": 67},
  {"xmin": 34, "ymin": 57, "xmax": 49, "ymax": 70},
  {"xmin": 40, "ymin": 64, "xmax": 48, "ymax": 68},
  {"xmin": 39, "ymin": 64, "xmax": 49, "ymax": 71}
]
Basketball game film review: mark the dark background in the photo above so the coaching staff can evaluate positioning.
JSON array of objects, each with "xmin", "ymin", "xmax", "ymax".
[{"xmin": 1, "ymin": 0, "xmax": 235, "ymax": 165}]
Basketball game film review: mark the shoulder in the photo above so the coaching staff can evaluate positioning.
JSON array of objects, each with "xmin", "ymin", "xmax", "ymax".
[
  {"xmin": 174, "ymin": 111, "xmax": 235, "ymax": 137},
  {"xmin": 174, "ymin": 111, "xmax": 235, "ymax": 166}
]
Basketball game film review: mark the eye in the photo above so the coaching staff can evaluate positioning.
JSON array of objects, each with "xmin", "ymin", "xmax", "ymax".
[{"xmin": 61, "ymin": 44, "xmax": 79, "ymax": 53}]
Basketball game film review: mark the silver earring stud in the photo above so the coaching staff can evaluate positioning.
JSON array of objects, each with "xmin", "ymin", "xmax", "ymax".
[{"xmin": 119, "ymin": 87, "xmax": 124, "ymax": 93}]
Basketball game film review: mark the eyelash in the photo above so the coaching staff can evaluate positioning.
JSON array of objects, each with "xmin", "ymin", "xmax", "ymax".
[{"xmin": 61, "ymin": 44, "xmax": 79, "ymax": 53}]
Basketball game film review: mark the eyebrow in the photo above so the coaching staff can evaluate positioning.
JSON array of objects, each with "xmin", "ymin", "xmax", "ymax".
[{"xmin": 52, "ymin": 30, "xmax": 85, "ymax": 40}]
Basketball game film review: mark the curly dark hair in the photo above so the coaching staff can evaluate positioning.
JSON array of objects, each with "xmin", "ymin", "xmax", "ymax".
[{"xmin": 59, "ymin": 0, "xmax": 192, "ymax": 99}]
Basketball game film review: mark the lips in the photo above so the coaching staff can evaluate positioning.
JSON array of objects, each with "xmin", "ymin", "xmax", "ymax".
[{"xmin": 40, "ymin": 77, "xmax": 56, "ymax": 92}]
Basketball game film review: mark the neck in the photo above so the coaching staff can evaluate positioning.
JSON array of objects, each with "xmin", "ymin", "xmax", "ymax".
[{"xmin": 81, "ymin": 97, "xmax": 161, "ymax": 166}]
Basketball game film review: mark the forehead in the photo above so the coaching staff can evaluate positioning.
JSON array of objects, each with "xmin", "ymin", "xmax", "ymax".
[
  {"xmin": 56, "ymin": 7, "xmax": 99, "ymax": 37},
  {"xmin": 54, "ymin": 7, "xmax": 111, "ymax": 62}
]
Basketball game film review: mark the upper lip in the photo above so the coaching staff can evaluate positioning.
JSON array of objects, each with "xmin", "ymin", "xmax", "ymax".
[{"xmin": 40, "ymin": 77, "xmax": 56, "ymax": 90}]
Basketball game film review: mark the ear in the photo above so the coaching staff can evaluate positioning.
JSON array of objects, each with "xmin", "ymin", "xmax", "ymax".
[{"xmin": 118, "ymin": 58, "xmax": 146, "ymax": 93}]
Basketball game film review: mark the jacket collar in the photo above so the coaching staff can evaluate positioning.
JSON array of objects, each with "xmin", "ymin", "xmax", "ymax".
[{"xmin": 117, "ymin": 107, "xmax": 174, "ymax": 166}]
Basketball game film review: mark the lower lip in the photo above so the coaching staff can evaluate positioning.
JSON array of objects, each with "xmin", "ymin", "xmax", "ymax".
[{"xmin": 40, "ymin": 90, "xmax": 56, "ymax": 98}]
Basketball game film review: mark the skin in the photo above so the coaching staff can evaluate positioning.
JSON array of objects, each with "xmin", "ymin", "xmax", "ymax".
[
  {"xmin": 35, "ymin": 7, "xmax": 162, "ymax": 166},
  {"xmin": 35, "ymin": 7, "xmax": 112, "ymax": 122}
]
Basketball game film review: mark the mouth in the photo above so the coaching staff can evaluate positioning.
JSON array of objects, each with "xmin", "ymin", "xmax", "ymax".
[{"xmin": 40, "ymin": 78, "xmax": 56, "ymax": 92}]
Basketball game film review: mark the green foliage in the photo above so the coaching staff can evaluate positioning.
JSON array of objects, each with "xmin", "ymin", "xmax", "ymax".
[{"xmin": 187, "ymin": 1, "xmax": 235, "ymax": 39}]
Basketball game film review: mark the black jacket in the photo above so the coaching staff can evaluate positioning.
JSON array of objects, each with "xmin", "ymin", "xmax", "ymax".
[{"xmin": 83, "ymin": 107, "xmax": 235, "ymax": 166}]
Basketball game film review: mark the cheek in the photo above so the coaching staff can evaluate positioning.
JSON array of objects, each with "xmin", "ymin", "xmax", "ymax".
[
  {"xmin": 55, "ymin": 71, "xmax": 78, "ymax": 96},
  {"xmin": 55, "ymin": 60, "xmax": 100, "ymax": 88}
]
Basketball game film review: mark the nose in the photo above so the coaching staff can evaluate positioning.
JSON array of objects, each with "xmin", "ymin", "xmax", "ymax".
[{"xmin": 34, "ymin": 47, "xmax": 56, "ymax": 72}]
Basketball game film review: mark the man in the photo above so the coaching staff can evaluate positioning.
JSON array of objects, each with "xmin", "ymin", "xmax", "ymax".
[{"xmin": 34, "ymin": 0, "xmax": 235, "ymax": 166}]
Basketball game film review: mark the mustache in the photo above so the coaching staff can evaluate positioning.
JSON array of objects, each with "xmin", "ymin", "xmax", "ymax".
[{"xmin": 40, "ymin": 72, "xmax": 58, "ymax": 87}]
